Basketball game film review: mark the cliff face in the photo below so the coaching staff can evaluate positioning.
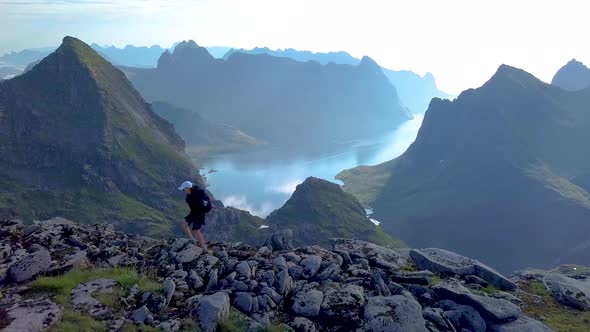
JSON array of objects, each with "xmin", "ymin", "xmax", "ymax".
[{"xmin": 1, "ymin": 217, "xmax": 570, "ymax": 331}]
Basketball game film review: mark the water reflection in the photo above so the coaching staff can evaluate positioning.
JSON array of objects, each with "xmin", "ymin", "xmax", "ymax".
[{"xmin": 203, "ymin": 115, "xmax": 424, "ymax": 217}]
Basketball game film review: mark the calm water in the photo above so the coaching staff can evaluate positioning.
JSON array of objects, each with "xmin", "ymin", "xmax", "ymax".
[{"xmin": 202, "ymin": 115, "xmax": 424, "ymax": 217}]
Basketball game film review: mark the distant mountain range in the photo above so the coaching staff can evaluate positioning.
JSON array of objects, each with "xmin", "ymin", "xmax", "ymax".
[
  {"xmin": 338, "ymin": 64, "xmax": 590, "ymax": 272},
  {"xmin": 123, "ymin": 40, "xmax": 411, "ymax": 155},
  {"xmin": 552, "ymin": 59, "xmax": 590, "ymax": 91},
  {"xmin": 0, "ymin": 66, "xmax": 22, "ymax": 80},
  {"xmin": 0, "ymin": 37, "xmax": 204, "ymax": 235},
  {"xmin": 224, "ymin": 47, "xmax": 450, "ymax": 113}
]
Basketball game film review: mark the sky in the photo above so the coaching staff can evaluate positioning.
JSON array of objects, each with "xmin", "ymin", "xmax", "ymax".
[{"xmin": 1, "ymin": 0, "xmax": 589, "ymax": 94}]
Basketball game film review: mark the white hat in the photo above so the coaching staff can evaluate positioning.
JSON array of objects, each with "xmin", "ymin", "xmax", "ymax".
[{"xmin": 178, "ymin": 180, "xmax": 193, "ymax": 191}]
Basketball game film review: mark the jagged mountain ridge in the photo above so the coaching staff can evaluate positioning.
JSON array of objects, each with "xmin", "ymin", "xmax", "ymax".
[
  {"xmin": 338, "ymin": 64, "xmax": 590, "ymax": 273},
  {"xmin": 123, "ymin": 40, "xmax": 410, "ymax": 153},
  {"xmin": 0, "ymin": 36, "xmax": 203, "ymax": 234},
  {"xmin": 551, "ymin": 59, "xmax": 590, "ymax": 91}
]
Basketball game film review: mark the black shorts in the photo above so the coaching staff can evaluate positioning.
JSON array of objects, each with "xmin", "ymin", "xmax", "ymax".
[{"xmin": 185, "ymin": 213, "xmax": 205, "ymax": 230}]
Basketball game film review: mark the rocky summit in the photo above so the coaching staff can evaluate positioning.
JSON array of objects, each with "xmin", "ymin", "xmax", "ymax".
[{"xmin": 2, "ymin": 217, "xmax": 580, "ymax": 332}]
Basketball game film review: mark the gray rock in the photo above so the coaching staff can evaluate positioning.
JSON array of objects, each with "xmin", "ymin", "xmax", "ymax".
[
  {"xmin": 261, "ymin": 270, "xmax": 276, "ymax": 286},
  {"xmin": 371, "ymin": 272, "xmax": 391, "ymax": 296},
  {"xmin": 433, "ymin": 282, "xmax": 520, "ymax": 322},
  {"xmin": 108, "ymin": 317, "xmax": 126, "ymax": 332},
  {"xmin": 284, "ymin": 252, "xmax": 302, "ymax": 264},
  {"xmin": 333, "ymin": 238, "xmax": 408, "ymax": 270},
  {"xmin": 292, "ymin": 289, "xmax": 324, "ymax": 317},
  {"xmin": 273, "ymin": 256, "xmax": 288, "ymax": 271},
  {"xmin": 170, "ymin": 238, "xmax": 190, "ymax": 252},
  {"xmin": 465, "ymin": 275, "xmax": 489, "ymax": 286},
  {"xmin": 488, "ymin": 316, "xmax": 554, "ymax": 332},
  {"xmin": 233, "ymin": 280, "xmax": 249, "ymax": 292},
  {"xmin": 193, "ymin": 292, "xmax": 231, "ymax": 332},
  {"xmin": 300, "ymin": 255, "xmax": 322, "ymax": 278},
  {"xmin": 9, "ymin": 249, "xmax": 51, "ymax": 282},
  {"xmin": 175, "ymin": 244, "xmax": 203, "ymax": 263},
  {"xmin": 206, "ymin": 268, "xmax": 219, "ymax": 291},
  {"xmin": 71, "ymin": 278, "xmax": 117, "ymax": 318},
  {"xmin": 268, "ymin": 229, "xmax": 293, "ymax": 251},
  {"xmin": 157, "ymin": 318, "xmax": 182, "ymax": 332},
  {"xmin": 146, "ymin": 293, "xmax": 167, "ymax": 313},
  {"xmin": 544, "ymin": 273, "xmax": 590, "ymax": 310},
  {"xmin": 437, "ymin": 300, "xmax": 486, "ymax": 332},
  {"xmin": 316, "ymin": 263, "xmax": 341, "ymax": 281},
  {"xmin": 410, "ymin": 248, "xmax": 516, "ymax": 291},
  {"xmin": 289, "ymin": 263, "xmax": 304, "ymax": 280},
  {"xmin": 196, "ymin": 254, "xmax": 220, "ymax": 274},
  {"xmin": 131, "ymin": 305, "xmax": 153, "ymax": 323},
  {"xmin": 363, "ymin": 295, "xmax": 428, "ymax": 332},
  {"xmin": 320, "ymin": 284, "xmax": 365, "ymax": 325},
  {"xmin": 2, "ymin": 299, "xmax": 62, "ymax": 332},
  {"xmin": 422, "ymin": 307, "xmax": 447, "ymax": 329},
  {"xmin": 290, "ymin": 317, "xmax": 317, "ymax": 332},
  {"xmin": 163, "ymin": 278, "xmax": 176, "ymax": 306},
  {"xmin": 170, "ymin": 269, "xmax": 188, "ymax": 280},
  {"xmin": 236, "ymin": 261, "xmax": 253, "ymax": 280},
  {"xmin": 276, "ymin": 269, "xmax": 293, "ymax": 295},
  {"xmin": 234, "ymin": 292, "xmax": 254, "ymax": 313},
  {"xmin": 188, "ymin": 270, "xmax": 205, "ymax": 290}
]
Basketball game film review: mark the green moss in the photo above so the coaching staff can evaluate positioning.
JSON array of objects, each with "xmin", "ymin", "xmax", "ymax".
[
  {"xmin": 220, "ymin": 310, "xmax": 250, "ymax": 332},
  {"xmin": 32, "ymin": 267, "xmax": 161, "ymax": 307},
  {"xmin": 49, "ymin": 310, "xmax": 105, "ymax": 332},
  {"xmin": 519, "ymin": 280, "xmax": 590, "ymax": 332},
  {"xmin": 179, "ymin": 319, "xmax": 201, "ymax": 332},
  {"xmin": 120, "ymin": 323, "xmax": 161, "ymax": 332}
]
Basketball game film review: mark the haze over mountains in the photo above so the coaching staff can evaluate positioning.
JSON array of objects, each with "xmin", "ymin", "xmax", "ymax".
[
  {"xmin": 339, "ymin": 63, "xmax": 590, "ymax": 272},
  {"xmin": 124, "ymin": 40, "xmax": 411, "ymax": 155},
  {"xmin": 224, "ymin": 47, "xmax": 450, "ymax": 114}
]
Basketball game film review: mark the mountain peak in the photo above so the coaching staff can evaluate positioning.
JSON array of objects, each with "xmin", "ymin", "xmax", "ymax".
[
  {"xmin": 551, "ymin": 59, "xmax": 590, "ymax": 91},
  {"xmin": 483, "ymin": 64, "xmax": 545, "ymax": 90}
]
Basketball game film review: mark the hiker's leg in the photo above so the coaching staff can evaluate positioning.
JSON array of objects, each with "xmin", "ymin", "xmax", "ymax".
[
  {"xmin": 181, "ymin": 219, "xmax": 194, "ymax": 240},
  {"xmin": 193, "ymin": 229, "xmax": 206, "ymax": 249}
]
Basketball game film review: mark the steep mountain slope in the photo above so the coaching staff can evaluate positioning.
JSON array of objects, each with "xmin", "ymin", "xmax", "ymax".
[
  {"xmin": 151, "ymin": 102, "xmax": 263, "ymax": 159},
  {"xmin": 265, "ymin": 177, "xmax": 404, "ymax": 248},
  {"xmin": 0, "ymin": 36, "xmax": 204, "ymax": 235},
  {"xmin": 552, "ymin": 59, "xmax": 590, "ymax": 91},
  {"xmin": 123, "ymin": 41, "xmax": 410, "ymax": 154},
  {"xmin": 224, "ymin": 46, "xmax": 450, "ymax": 113},
  {"xmin": 338, "ymin": 65, "xmax": 590, "ymax": 272}
]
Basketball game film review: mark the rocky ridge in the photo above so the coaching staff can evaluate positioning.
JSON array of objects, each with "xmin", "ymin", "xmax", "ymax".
[{"xmin": 0, "ymin": 218, "xmax": 569, "ymax": 331}]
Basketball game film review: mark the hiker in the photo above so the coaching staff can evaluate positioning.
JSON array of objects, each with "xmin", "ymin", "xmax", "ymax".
[{"xmin": 178, "ymin": 180, "xmax": 212, "ymax": 248}]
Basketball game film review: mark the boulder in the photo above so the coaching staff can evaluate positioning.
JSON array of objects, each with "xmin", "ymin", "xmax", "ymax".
[
  {"xmin": 433, "ymin": 282, "xmax": 520, "ymax": 322},
  {"xmin": 236, "ymin": 261, "xmax": 253, "ymax": 280},
  {"xmin": 163, "ymin": 278, "xmax": 176, "ymax": 306},
  {"xmin": 9, "ymin": 249, "xmax": 51, "ymax": 283},
  {"xmin": 544, "ymin": 274, "xmax": 590, "ymax": 310},
  {"xmin": 363, "ymin": 295, "xmax": 428, "ymax": 332},
  {"xmin": 71, "ymin": 278, "xmax": 117, "ymax": 318},
  {"xmin": 157, "ymin": 319, "xmax": 182, "ymax": 332},
  {"xmin": 234, "ymin": 292, "xmax": 254, "ymax": 313},
  {"xmin": 276, "ymin": 269, "xmax": 294, "ymax": 295},
  {"xmin": 436, "ymin": 300, "xmax": 486, "ymax": 332},
  {"xmin": 2, "ymin": 299, "xmax": 62, "ymax": 332},
  {"xmin": 410, "ymin": 248, "xmax": 516, "ymax": 291},
  {"xmin": 131, "ymin": 305, "xmax": 153, "ymax": 324},
  {"xmin": 300, "ymin": 255, "xmax": 322, "ymax": 279},
  {"xmin": 292, "ymin": 289, "xmax": 324, "ymax": 317},
  {"xmin": 268, "ymin": 229, "xmax": 293, "ymax": 251},
  {"xmin": 175, "ymin": 244, "xmax": 203, "ymax": 263},
  {"xmin": 332, "ymin": 238, "xmax": 407, "ymax": 270},
  {"xmin": 320, "ymin": 284, "xmax": 365, "ymax": 325},
  {"xmin": 193, "ymin": 292, "xmax": 231, "ymax": 332},
  {"xmin": 290, "ymin": 317, "xmax": 317, "ymax": 332}
]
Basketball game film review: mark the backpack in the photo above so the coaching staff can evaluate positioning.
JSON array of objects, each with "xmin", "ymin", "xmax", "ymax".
[{"xmin": 190, "ymin": 187, "xmax": 212, "ymax": 214}]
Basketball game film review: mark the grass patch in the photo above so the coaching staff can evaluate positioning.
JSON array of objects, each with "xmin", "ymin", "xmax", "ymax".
[
  {"xmin": 179, "ymin": 319, "xmax": 201, "ymax": 331},
  {"xmin": 480, "ymin": 284, "xmax": 499, "ymax": 294},
  {"xmin": 220, "ymin": 309, "xmax": 250, "ymax": 332},
  {"xmin": 519, "ymin": 280, "xmax": 590, "ymax": 332},
  {"xmin": 429, "ymin": 275, "xmax": 444, "ymax": 286},
  {"xmin": 32, "ymin": 267, "xmax": 161, "ymax": 306},
  {"xmin": 120, "ymin": 323, "xmax": 161, "ymax": 332},
  {"xmin": 49, "ymin": 310, "xmax": 105, "ymax": 332}
]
